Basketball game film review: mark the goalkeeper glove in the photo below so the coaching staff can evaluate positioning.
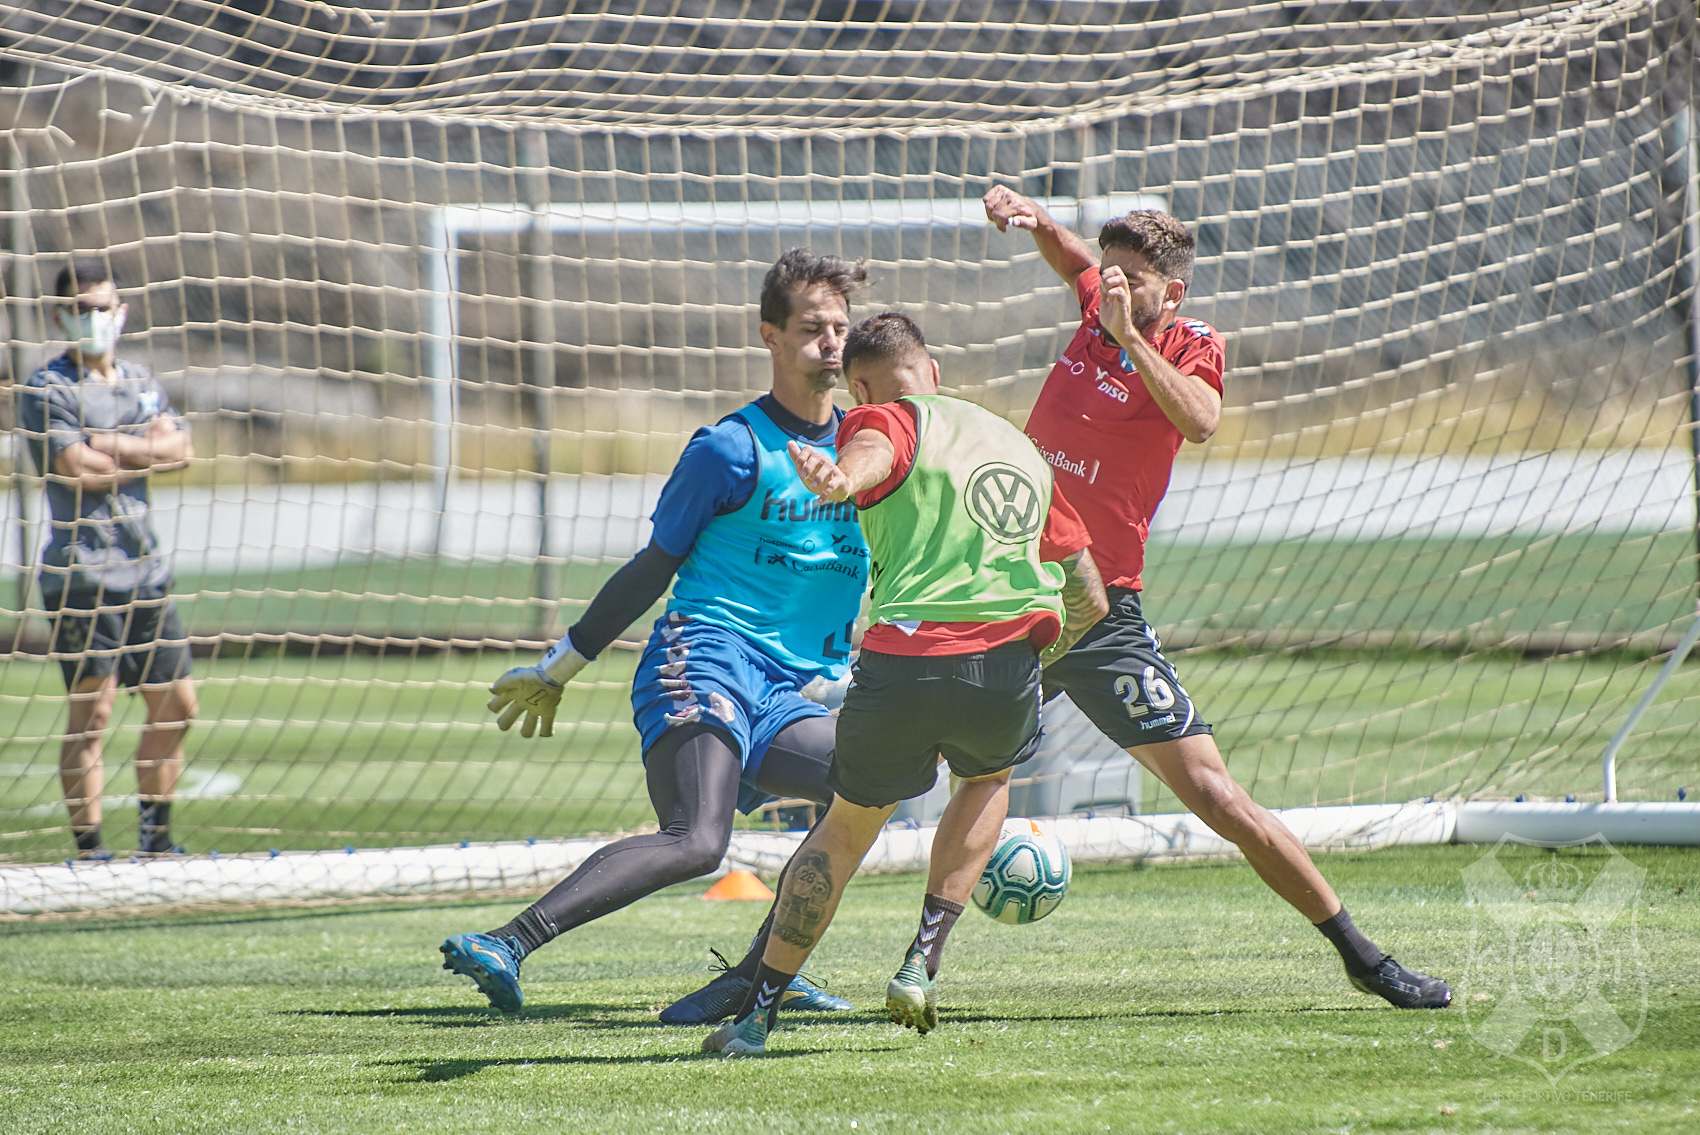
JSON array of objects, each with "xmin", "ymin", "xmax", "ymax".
[
  {"xmin": 799, "ymin": 671, "xmax": 852, "ymax": 712},
  {"xmin": 487, "ymin": 636, "xmax": 591, "ymax": 738}
]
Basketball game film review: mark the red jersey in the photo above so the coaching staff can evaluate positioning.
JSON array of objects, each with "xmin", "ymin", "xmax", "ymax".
[
  {"xmin": 839, "ymin": 399, "xmax": 1091, "ymax": 656},
  {"xmin": 1022, "ymin": 266, "xmax": 1225, "ymax": 590}
]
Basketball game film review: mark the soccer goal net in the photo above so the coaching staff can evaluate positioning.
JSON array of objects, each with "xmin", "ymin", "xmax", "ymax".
[{"xmin": 1, "ymin": 1, "xmax": 1696, "ymax": 910}]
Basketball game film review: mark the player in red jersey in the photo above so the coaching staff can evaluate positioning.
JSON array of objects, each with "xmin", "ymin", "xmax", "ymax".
[{"xmin": 982, "ymin": 187, "xmax": 1451, "ymax": 1009}]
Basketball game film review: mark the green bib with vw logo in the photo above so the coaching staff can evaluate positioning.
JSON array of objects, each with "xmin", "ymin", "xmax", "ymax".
[{"xmin": 859, "ymin": 395, "xmax": 1065, "ymax": 628}]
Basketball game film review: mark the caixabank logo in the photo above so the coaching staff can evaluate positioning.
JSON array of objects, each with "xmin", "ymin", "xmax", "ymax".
[{"xmin": 1461, "ymin": 835, "xmax": 1647, "ymax": 1083}]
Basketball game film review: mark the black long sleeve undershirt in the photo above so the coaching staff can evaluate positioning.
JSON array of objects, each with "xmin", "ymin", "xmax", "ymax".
[{"xmin": 564, "ymin": 541, "xmax": 688, "ymax": 659}]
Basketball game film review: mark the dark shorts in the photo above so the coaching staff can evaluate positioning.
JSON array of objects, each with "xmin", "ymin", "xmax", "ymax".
[
  {"xmin": 830, "ymin": 639, "xmax": 1043, "ymax": 809},
  {"xmin": 44, "ymin": 588, "xmax": 193, "ymax": 690},
  {"xmin": 1041, "ymin": 587, "xmax": 1213, "ymax": 749}
]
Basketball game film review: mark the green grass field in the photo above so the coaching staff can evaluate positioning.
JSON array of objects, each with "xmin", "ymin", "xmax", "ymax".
[
  {"xmin": 2, "ymin": 845, "xmax": 1695, "ymax": 1133},
  {"xmin": 3, "ymin": 644, "xmax": 1696, "ymax": 863},
  {"xmin": 140, "ymin": 532, "xmax": 1695, "ymax": 643},
  {"xmin": 2, "ymin": 531, "xmax": 1696, "ymax": 862}
]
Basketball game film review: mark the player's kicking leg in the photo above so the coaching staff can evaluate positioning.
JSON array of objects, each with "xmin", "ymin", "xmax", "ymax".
[
  {"xmin": 1045, "ymin": 587, "xmax": 1451, "ymax": 1009},
  {"xmin": 702, "ymin": 793, "xmax": 895, "ymax": 1055},
  {"xmin": 886, "ymin": 768, "xmax": 1011, "ymax": 1034},
  {"xmin": 704, "ymin": 639, "xmax": 1045, "ymax": 1054},
  {"xmin": 654, "ymin": 715, "xmax": 851, "ymax": 1023},
  {"xmin": 658, "ymin": 821, "xmax": 853, "ymax": 1024}
]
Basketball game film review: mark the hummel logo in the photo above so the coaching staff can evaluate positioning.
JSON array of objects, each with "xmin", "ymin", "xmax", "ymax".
[
  {"xmin": 922, "ymin": 910, "xmax": 944, "ymax": 927},
  {"xmin": 754, "ymin": 983, "xmax": 779, "ymax": 1010},
  {"xmin": 919, "ymin": 927, "xmax": 939, "ymax": 945}
]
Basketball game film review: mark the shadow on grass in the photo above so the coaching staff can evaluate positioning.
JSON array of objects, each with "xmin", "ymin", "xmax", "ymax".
[
  {"xmin": 287, "ymin": 1003, "xmax": 640, "ymax": 1027},
  {"xmin": 380, "ymin": 1047, "xmax": 867, "ymax": 1082},
  {"xmin": 287, "ymin": 1004, "xmax": 894, "ymax": 1030}
]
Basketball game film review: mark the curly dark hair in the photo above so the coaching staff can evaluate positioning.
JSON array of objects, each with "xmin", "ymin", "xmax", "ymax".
[
  {"xmin": 1098, "ymin": 210, "xmax": 1196, "ymax": 286},
  {"xmin": 844, "ymin": 311, "xmax": 929, "ymax": 373},
  {"xmin": 55, "ymin": 258, "xmax": 116, "ymax": 297},
  {"xmin": 759, "ymin": 248, "xmax": 868, "ymax": 326}
]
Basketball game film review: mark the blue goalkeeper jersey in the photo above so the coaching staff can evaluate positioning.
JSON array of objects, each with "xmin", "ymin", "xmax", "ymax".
[{"xmin": 666, "ymin": 402, "xmax": 869, "ymax": 680}]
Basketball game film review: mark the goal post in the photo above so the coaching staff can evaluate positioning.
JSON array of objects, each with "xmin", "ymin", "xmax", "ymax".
[
  {"xmin": 1, "ymin": 0, "xmax": 1698, "ymax": 914},
  {"xmin": 418, "ymin": 193, "xmax": 1164, "ymax": 554}
]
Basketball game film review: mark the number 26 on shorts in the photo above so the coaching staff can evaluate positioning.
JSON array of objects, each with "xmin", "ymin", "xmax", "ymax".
[{"xmin": 1114, "ymin": 665, "xmax": 1175, "ymax": 719}]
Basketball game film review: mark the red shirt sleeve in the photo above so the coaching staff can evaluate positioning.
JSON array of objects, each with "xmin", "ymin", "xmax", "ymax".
[
  {"xmin": 1039, "ymin": 482, "xmax": 1091, "ymax": 562},
  {"xmin": 1166, "ymin": 325, "xmax": 1226, "ymax": 395},
  {"xmin": 837, "ymin": 400, "xmax": 919, "ymax": 508},
  {"xmin": 1075, "ymin": 265, "xmax": 1103, "ymax": 321}
]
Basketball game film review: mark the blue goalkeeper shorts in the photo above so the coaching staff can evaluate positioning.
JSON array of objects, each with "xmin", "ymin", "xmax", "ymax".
[{"xmin": 630, "ymin": 611, "xmax": 834, "ymax": 814}]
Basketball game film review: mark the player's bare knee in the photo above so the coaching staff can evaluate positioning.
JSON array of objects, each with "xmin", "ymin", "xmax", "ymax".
[
  {"xmin": 146, "ymin": 680, "xmax": 197, "ymax": 726},
  {"xmin": 71, "ymin": 703, "xmax": 115, "ymax": 737},
  {"xmin": 1191, "ymin": 779, "xmax": 1267, "ymax": 846}
]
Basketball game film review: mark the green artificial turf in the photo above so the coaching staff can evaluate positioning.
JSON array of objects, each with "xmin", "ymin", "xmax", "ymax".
[
  {"xmin": 1, "ymin": 845, "xmax": 1695, "ymax": 1133},
  {"xmin": 3, "ymin": 641, "xmax": 1697, "ymax": 862},
  {"xmin": 103, "ymin": 532, "xmax": 1700, "ymax": 643}
]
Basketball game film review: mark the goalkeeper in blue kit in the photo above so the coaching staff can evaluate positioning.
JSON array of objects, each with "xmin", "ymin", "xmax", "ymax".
[{"xmin": 440, "ymin": 250, "xmax": 870, "ymax": 1017}]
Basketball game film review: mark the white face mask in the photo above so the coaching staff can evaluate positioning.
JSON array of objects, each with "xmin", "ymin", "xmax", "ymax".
[{"xmin": 60, "ymin": 307, "xmax": 125, "ymax": 358}]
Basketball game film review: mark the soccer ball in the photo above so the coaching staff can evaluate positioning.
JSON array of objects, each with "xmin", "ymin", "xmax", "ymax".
[{"xmin": 971, "ymin": 818, "xmax": 1071, "ymax": 925}]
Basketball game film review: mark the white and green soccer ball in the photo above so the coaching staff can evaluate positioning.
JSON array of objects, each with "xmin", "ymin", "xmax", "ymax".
[{"xmin": 971, "ymin": 818, "xmax": 1071, "ymax": 925}]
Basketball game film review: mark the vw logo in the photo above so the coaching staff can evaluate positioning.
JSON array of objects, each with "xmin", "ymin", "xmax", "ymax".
[{"xmin": 966, "ymin": 462, "xmax": 1042, "ymax": 543}]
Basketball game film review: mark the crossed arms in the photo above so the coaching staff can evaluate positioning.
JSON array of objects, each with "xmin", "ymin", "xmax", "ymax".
[{"xmin": 52, "ymin": 417, "xmax": 193, "ymax": 491}]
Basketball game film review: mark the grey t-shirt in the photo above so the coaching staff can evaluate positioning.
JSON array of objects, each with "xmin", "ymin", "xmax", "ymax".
[{"xmin": 15, "ymin": 354, "xmax": 183, "ymax": 597}]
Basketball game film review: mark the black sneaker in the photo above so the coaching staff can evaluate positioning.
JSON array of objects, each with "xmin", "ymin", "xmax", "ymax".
[
  {"xmin": 1349, "ymin": 956, "xmax": 1452, "ymax": 1009},
  {"xmin": 659, "ymin": 949, "xmax": 853, "ymax": 1025},
  {"xmin": 660, "ymin": 950, "xmax": 750, "ymax": 1025}
]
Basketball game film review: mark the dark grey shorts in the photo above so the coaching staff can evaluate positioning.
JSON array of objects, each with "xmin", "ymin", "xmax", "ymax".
[
  {"xmin": 829, "ymin": 639, "xmax": 1042, "ymax": 809},
  {"xmin": 45, "ymin": 588, "xmax": 192, "ymax": 690},
  {"xmin": 1041, "ymin": 587, "xmax": 1213, "ymax": 749}
]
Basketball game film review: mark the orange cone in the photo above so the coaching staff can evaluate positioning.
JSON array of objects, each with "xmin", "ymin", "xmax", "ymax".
[{"xmin": 703, "ymin": 869, "xmax": 775, "ymax": 901}]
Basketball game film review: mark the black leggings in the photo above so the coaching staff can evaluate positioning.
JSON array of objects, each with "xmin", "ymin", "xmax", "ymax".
[{"xmin": 493, "ymin": 717, "xmax": 834, "ymax": 949}]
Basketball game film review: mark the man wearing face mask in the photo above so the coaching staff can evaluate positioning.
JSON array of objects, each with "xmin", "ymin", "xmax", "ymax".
[{"xmin": 16, "ymin": 259, "xmax": 197, "ymax": 861}]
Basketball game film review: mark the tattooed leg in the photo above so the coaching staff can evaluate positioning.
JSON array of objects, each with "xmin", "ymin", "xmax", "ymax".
[{"xmin": 761, "ymin": 793, "xmax": 896, "ymax": 973}]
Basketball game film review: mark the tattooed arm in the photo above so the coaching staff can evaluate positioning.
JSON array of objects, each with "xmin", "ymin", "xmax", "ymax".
[{"xmin": 1040, "ymin": 547, "xmax": 1109, "ymax": 668}]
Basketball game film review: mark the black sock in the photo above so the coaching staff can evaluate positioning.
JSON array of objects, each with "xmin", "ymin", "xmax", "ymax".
[
  {"xmin": 730, "ymin": 909, "xmax": 775, "ymax": 980},
  {"xmin": 1314, "ymin": 906, "xmax": 1386, "ymax": 976},
  {"xmin": 488, "ymin": 906, "xmax": 553, "ymax": 958},
  {"xmin": 908, "ymin": 894, "xmax": 966, "ymax": 980},
  {"xmin": 73, "ymin": 827, "xmax": 103, "ymax": 852},
  {"xmin": 735, "ymin": 962, "xmax": 796, "ymax": 1031},
  {"xmin": 138, "ymin": 802, "xmax": 172, "ymax": 853}
]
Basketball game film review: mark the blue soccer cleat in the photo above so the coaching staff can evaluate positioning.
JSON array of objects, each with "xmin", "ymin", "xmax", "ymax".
[
  {"xmin": 783, "ymin": 971, "xmax": 853, "ymax": 1013},
  {"xmin": 440, "ymin": 932, "xmax": 527, "ymax": 1012},
  {"xmin": 659, "ymin": 949, "xmax": 852, "ymax": 1024}
]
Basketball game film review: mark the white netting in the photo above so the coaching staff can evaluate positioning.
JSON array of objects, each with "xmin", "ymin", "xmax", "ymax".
[{"xmin": 1, "ymin": 2, "xmax": 1697, "ymax": 895}]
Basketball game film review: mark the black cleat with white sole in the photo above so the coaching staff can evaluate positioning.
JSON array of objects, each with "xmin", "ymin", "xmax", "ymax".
[{"xmin": 1349, "ymin": 956, "xmax": 1452, "ymax": 1009}]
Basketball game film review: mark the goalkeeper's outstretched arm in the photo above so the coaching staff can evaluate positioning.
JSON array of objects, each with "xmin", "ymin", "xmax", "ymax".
[{"xmin": 486, "ymin": 542, "xmax": 687, "ymax": 738}]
